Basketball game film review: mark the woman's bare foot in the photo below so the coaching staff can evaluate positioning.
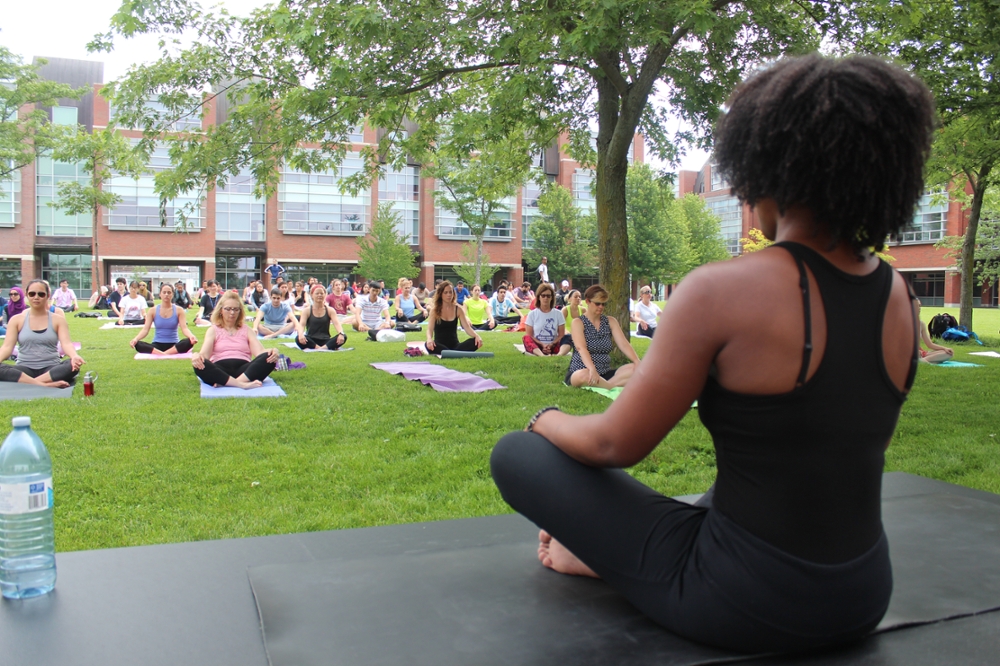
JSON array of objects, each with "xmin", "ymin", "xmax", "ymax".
[
  {"xmin": 538, "ymin": 530, "xmax": 599, "ymax": 578},
  {"xmin": 232, "ymin": 379, "xmax": 262, "ymax": 390},
  {"xmin": 43, "ymin": 380, "xmax": 70, "ymax": 388},
  {"xmin": 152, "ymin": 348, "xmax": 167, "ymax": 355}
]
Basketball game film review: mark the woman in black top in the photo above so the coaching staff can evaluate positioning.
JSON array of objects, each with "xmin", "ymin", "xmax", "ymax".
[
  {"xmin": 296, "ymin": 285, "xmax": 347, "ymax": 350},
  {"xmin": 492, "ymin": 54, "xmax": 932, "ymax": 653},
  {"xmin": 425, "ymin": 280, "xmax": 482, "ymax": 355}
]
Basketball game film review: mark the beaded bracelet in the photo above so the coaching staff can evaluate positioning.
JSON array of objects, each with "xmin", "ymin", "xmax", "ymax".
[{"xmin": 527, "ymin": 406, "xmax": 560, "ymax": 432}]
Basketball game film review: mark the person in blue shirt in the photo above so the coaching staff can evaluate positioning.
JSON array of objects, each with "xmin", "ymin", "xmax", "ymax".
[
  {"xmin": 455, "ymin": 281, "xmax": 471, "ymax": 306},
  {"xmin": 489, "ymin": 286, "xmax": 522, "ymax": 325},
  {"xmin": 264, "ymin": 259, "xmax": 285, "ymax": 288}
]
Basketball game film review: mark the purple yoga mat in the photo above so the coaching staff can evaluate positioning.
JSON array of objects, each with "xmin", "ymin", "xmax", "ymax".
[{"xmin": 371, "ymin": 362, "xmax": 506, "ymax": 393}]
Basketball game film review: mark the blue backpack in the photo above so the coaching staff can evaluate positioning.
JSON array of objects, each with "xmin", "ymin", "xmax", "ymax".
[{"xmin": 941, "ymin": 326, "xmax": 984, "ymax": 345}]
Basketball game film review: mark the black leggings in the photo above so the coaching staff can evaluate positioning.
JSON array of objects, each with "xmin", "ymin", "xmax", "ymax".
[
  {"xmin": 194, "ymin": 353, "xmax": 275, "ymax": 387},
  {"xmin": 494, "ymin": 315, "xmax": 521, "ymax": 325},
  {"xmin": 0, "ymin": 360, "xmax": 78, "ymax": 383},
  {"xmin": 135, "ymin": 339, "xmax": 194, "ymax": 354},
  {"xmin": 490, "ymin": 432, "xmax": 892, "ymax": 653},
  {"xmin": 397, "ymin": 313, "xmax": 426, "ymax": 323},
  {"xmin": 428, "ymin": 338, "xmax": 478, "ymax": 355},
  {"xmin": 296, "ymin": 333, "xmax": 347, "ymax": 350}
]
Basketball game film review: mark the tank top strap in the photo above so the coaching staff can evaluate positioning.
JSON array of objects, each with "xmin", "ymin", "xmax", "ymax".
[{"xmin": 774, "ymin": 244, "xmax": 815, "ymax": 389}]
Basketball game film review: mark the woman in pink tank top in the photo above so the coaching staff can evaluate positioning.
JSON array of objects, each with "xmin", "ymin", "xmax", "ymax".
[{"xmin": 191, "ymin": 292, "xmax": 278, "ymax": 389}]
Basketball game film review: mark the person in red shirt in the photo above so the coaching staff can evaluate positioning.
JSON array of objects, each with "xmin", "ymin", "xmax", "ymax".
[{"xmin": 324, "ymin": 279, "xmax": 356, "ymax": 328}]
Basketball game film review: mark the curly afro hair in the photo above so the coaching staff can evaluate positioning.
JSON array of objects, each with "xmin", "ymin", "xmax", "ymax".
[{"xmin": 713, "ymin": 53, "xmax": 936, "ymax": 255}]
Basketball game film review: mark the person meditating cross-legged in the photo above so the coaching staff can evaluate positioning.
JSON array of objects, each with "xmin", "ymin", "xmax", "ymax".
[
  {"xmin": 130, "ymin": 284, "xmax": 198, "ymax": 355},
  {"xmin": 491, "ymin": 54, "xmax": 933, "ymax": 654},
  {"xmin": 522, "ymin": 282, "xmax": 570, "ymax": 356},
  {"xmin": 425, "ymin": 280, "xmax": 483, "ymax": 355},
  {"xmin": 564, "ymin": 284, "xmax": 640, "ymax": 388},
  {"xmin": 296, "ymin": 284, "xmax": 348, "ymax": 351},
  {"xmin": 192, "ymin": 292, "xmax": 278, "ymax": 389},
  {"xmin": 0, "ymin": 279, "xmax": 85, "ymax": 387},
  {"xmin": 254, "ymin": 287, "xmax": 300, "ymax": 339},
  {"xmin": 462, "ymin": 284, "xmax": 496, "ymax": 331}
]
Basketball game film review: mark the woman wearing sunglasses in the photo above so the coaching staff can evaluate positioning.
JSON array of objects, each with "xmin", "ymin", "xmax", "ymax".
[
  {"xmin": 0, "ymin": 279, "xmax": 85, "ymax": 387},
  {"xmin": 562, "ymin": 284, "xmax": 639, "ymax": 387},
  {"xmin": 493, "ymin": 55, "xmax": 932, "ymax": 653},
  {"xmin": 191, "ymin": 291, "xmax": 278, "ymax": 389}
]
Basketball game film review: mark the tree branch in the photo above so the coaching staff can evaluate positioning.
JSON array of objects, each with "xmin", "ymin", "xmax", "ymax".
[{"xmin": 593, "ymin": 52, "xmax": 630, "ymax": 97}]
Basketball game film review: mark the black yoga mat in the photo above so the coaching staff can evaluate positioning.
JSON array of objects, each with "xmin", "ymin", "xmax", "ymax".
[
  {"xmin": 440, "ymin": 350, "xmax": 494, "ymax": 359},
  {"xmin": 247, "ymin": 482, "xmax": 1000, "ymax": 666}
]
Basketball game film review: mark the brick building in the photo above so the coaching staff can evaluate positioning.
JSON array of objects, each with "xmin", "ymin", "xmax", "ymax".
[
  {"xmin": 679, "ymin": 161, "xmax": 997, "ymax": 308},
  {"xmin": 0, "ymin": 57, "xmax": 643, "ymax": 296}
]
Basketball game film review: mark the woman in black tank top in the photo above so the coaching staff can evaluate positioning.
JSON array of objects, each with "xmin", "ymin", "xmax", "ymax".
[
  {"xmin": 296, "ymin": 285, "xmax": 347, "ymax": 350},
  {"xmin": 425, "ymin": 280, "xmax": 482, "ymax": 355},
  {"xmin": 492, "ymin": 54, "xmax": 934, "ymax": 653}
]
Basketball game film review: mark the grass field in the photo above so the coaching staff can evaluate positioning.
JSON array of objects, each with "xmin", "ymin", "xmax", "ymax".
[{"xmin": 1, "ymin": 305, "xmax": 998, "ymax": 553}]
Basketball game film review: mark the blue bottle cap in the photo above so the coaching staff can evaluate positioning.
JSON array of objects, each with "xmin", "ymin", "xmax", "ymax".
[{"xmin": 11, "ymin": 416, "xmax": 31, "ymax": 428}]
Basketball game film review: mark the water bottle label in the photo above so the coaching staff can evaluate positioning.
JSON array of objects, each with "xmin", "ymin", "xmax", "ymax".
[{"xmin": 0, "ymin": 478, "xmax": 53, "ymax": 515}]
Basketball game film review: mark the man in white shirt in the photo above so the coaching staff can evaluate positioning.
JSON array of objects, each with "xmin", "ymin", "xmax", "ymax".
[
  {"xmin": 52, "ymin": 280, "xmax": 78, "ymax": 312},
  {"xmin": 353, "ymin": 280, "xmax": 393, "ymax": 333},
  {"xmin": 537, "ymin": 257, "xmax": 549, "ymax": 285}
]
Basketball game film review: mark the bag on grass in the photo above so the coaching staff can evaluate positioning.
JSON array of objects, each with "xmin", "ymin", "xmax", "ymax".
[
  {"xmin": 375, "ymin": 329, "xmax": 406, "ymax": 343},
  {"xmin": 941, "ymin": 326, "xmax": 983, "ymax": 345},
  {"xmin": 929, "ymin": 313, "xmax": 959, "ymax": 338},
  {"xmin": 396, "ymin": 323, "xmax": 421, "ymax": 332},
  {"xmin": 75, "ymin": 311, "xmax": 101, "ymax": 318},
  {"xmin": 403, "ymin": 346, "xmax": 425, "ymax": 357}
]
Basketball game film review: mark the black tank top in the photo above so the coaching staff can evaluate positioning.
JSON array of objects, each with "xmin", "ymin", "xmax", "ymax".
[
  {"xmin": 698, "ymin": 242, "xmax": 918, "ymax": 564},
  {"xmin": 304, "ymin": 308, "xmax": 331, "ymax": 342},
  {"xmin": 434, "ymin": 309, "xmax": 460, "ymax": 348}
]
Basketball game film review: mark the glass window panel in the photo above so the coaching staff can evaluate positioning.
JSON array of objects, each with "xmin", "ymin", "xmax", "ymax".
[
  {"xmin": 434, "ymin": 181, "xmax": 514, "ymax": 241},
  {"xmin": 0, "ymin": 260, "xmax": 22, "ymax": 289},
  {"xmin": 705, "ymin": 195, "xmax": 743, "ymax": 256},
  {"xmin": 105, "ymin": 142, "xmax": 205, "ymax": 231},
  {"xmin": 214, "ymin": 255, "xmax": 261, "ymax": 291},
  {"xmin": 278, "ymin": 154, "xmax": 370, "ymax": 235},
  {"xmin": 41, "ymin": 252, "xmax": 91, "ymax": 292},
  {"xmin": 0, "ymin": 164, "xmax": 21, "ymax": 228},
  {"xmin": 378, "ymin": 165, "xmax": 420, "ymax": 244},
  {"xmin": 35, "ymin": 156, "xmax": 89, "ymax": 236},
  {"xmin": 899, "ymin": 192, "xmax": 948, "ymax": 243},
  {"xmin": 572, "ymin": 169, "xmax": 596, "ymax": 212},
  {"xmin": 215, "ymin": 169, "xmax": 266, "ymax": 241},
  {"xmin": 51, "ymin": 106, "xmax": 78, "ymax": 126}
]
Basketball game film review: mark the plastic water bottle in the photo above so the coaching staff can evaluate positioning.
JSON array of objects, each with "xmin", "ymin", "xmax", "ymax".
[{"xmin": 0, "ymin": 417, "xmax": 56, "ymax": 599}]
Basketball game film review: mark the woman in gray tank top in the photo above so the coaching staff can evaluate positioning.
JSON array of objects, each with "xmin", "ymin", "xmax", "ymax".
[{"xmin": 0, "ymin": 279, "xmax": 86, "ymax": 387}]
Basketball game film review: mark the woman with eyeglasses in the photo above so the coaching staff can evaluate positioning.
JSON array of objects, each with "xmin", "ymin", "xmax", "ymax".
[
  {"xmin": 631, "ymin": 286, "xmax": 661, "ymax": 339},
  {"xmin": 191, "ymin": 292, "xmax": 278, "ymax": 389},
  {"xmin": 561, "ymin": 284, "xmax": 639, "ymax": 387},
  {"xmin": 129, "ymin": 283, "xmax": 198, "ymax": 355},
  {"xmin": 522, "ymin": 283, "xmax": 571, "ymax": 356},
  {"xmin": 492, "ymin": 55, "xmax": 933, "ymax": 653},
  {"xmin": 296, "ymin": 284, "xmax": 348, "ymax": 350},
  {"xmin": 0, "ymin": 279, "xmax": 85, "ymax": 387}
]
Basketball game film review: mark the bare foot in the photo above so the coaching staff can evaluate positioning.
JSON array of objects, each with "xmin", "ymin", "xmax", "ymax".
[
  {"xmin": 538, "ymin": 530, "xmax": 599, "ymax": 578},
  {"xmin": 43, "ymin": 381, "xmax": 70, "ymax": 389},
  {"xmin": 235, "ymin": 379, "xmax": 262, "ymax": 390},
  {"xmin": 152, "ymin": 348, "xmax": 166, "ymax": 355}
]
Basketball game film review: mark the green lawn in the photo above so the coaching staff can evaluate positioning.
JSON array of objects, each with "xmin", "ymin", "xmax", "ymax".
[{"xmin": 1, "ymin": 307, "xmax": 998, "ymax": 553}]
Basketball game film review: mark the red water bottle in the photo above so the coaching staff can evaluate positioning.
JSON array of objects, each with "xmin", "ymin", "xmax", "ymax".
[{"xmin": 83, "ymin": 372, "xmax": 94, "ymax": 397}]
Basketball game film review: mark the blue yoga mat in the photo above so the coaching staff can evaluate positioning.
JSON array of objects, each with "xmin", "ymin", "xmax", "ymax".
[{"xmin": 199, "ymin": 377, "xmax": 286, "ymax": 398}]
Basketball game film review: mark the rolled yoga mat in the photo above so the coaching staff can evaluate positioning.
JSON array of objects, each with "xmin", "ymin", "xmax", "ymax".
[{"xmin": 440, "ymin": 350, "xmax": 494, "ymax": 359}]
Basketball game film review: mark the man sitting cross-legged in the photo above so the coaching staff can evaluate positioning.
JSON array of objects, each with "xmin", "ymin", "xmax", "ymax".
[
  {"xmin": 253, "ymin": 287, "xmax": 301, "ymax": 339},
  {"xmin": 489, "ymin": 285, "xmax": 522, "ymax": 325}
]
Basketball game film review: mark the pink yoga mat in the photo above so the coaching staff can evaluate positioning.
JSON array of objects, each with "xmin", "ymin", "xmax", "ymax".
[{"xmin": 371, "ymin": 362, "xmax": 505, "ymax": 393}]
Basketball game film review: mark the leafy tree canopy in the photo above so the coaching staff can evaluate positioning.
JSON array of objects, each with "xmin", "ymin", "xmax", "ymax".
[
  {"xmin": 626, "ymin": 163, "xmax": 692, "ymax": 285},
  {"xmin": 524, "ymin": 184, "xmax": 597, "ymax": 285},
  {"xmin": 0, "ymin": 47, "xmax": 80, "ymax": 182},
  {"xmin": 355, "ymin": 202, "xmax": 420, "ymax": 286},
  {"xmin": 93, "ymin": 0, "xmax": 829, "ymax": 334}
]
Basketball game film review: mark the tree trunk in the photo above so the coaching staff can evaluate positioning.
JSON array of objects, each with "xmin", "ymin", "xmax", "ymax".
[
  {"xmin": 92, "ymin": 173, "xmax": 101, "ymax": 293},
  {"xmin": 475, "ymin": 236, "xmax": 484, "ymax": 287},
  {"xmin": 959, "ymin": 175, "xmax": 989, "ymax": 330}
]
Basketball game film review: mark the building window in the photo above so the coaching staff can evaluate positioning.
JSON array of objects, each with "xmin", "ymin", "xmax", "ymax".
[
  {"xmin": 36, "ymin": 156, "xmax": 91, "ymax": 236},
  {"xmin": 572, "ymin": 169, "xmax": 596, "ymax": 211},
  {"xmin": 521, "ymin": 181, "xmax": 545, "ymax": 249},
  {"xmin": 433, "ymin": 266, "xmax": 464, "ymax": 286},
  {"xmin": 111, "ymin": 97, "xmax": 202, "ymax": 132},
  {"xmin": 710, "ymin": 163, "xmax": 728, "ymax": 191},
  {"xmin": 0, "ymin": 260, "xmax": 22, "ymax": 288},
  {"xmin": 705, "ymin": 195, "xmax": 743, "ymax": 256},
  {"xmin": 907, "ymin": 271, "xmax": 945, "ymax": 307},
  {"xmin": 216, "ymin": 169, "xmax": 265, "ymax": 241},
  {"xmin": 108, "ymin": 264, "xmax": 202, "ymax": 293},
  {"xmin": 215, "ymin": 255, "xmax": 261, "ymax": 291},
  {"xmin": 0, "ymin": 165, "xmax": 20, "ymax": 228},
  {"xmin": 378, "ymin": 165, "xmax": 419, "ymax": 244},
  {"xmin": 899, "ymin": 192, "xmax": 947, "ymax": 243},
  {"xmin": 348, "ymin": 125, "xmax": 365, "ymax": 143},
  {"xmin": 105, "ymin": 143, "xmax": 205, "ymax": 231},
  {"xmin": 42, "ymin": 252, "xmax": 91, "ymax": 293},
  {"xmin": 52, "ymin": 106, "xmax": 79, "ymax": 126},
  {"xmin": 278, "ymin": 154, "xmax": 370, "ymax": 236},
  {"xmin": 282, "ymin": 263, "xmax": 354, "ymax": 287},
  {"xmin": 434, "ymin": 183, "xmax": 514, "ymax": 241}
]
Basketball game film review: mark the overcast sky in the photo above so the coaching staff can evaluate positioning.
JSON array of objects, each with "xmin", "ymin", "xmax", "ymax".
[{"xmin": 2, "ymin": 0, "xmax": 709, "ymax": 173}]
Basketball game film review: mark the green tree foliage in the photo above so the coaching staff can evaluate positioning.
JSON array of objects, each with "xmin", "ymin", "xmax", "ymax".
[
  {"xmin": 524, "ymin": 185, "xmax": 597, "ymax": 285},
  {"xmin": 48, "ymin": 128, "xmax": 145, "ymax": 290},
  {"xmin": 355, "ymin": 202, "xmax": 420, "ymax": 287},
  {"xmin": 429, "ymin": 133, "xmax": 531, "ymax": 287},
  {"xmin": 455, "ymin": 242, "xmax": 500, "ymax": 290},
  {"xmin": 626, "ymin": 164, "xmax": 692, "ymax": 287},
  {"xmin": 0, "ymin": 48, "xmax": 80, "ymax": 182},
  {"xmin": 845, "ymin": 0, "xmax": 1000, "ymax": 330},
  {"xmin": 94, "ymin": 0, "xmax": 828, "ymax": 335},
  {"xmin": 677, "ymin": 194, "xmax": 730, "ymax": 268}
]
